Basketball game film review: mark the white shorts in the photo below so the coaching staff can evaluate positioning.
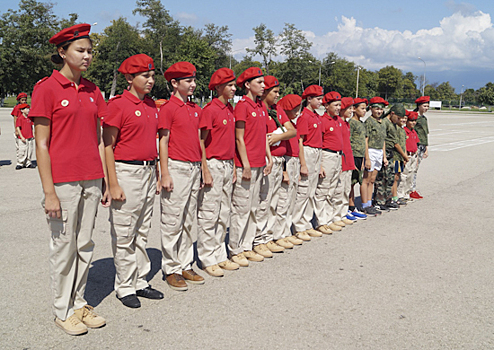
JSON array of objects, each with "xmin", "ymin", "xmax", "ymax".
[{"xmin": 368, "ymin": 148, "xmax": 383, "ymax": 172}]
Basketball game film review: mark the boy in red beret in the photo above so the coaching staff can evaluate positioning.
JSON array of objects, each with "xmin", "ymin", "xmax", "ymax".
[
  {"xmin": 103, "ymin": 54, "xmax": 164, "ymax": 308},
  {"xmin": 15, "ymin": 104, "xmax": 36, "ymax": 169},
  {"xmin": 276, "ymin": 94, "xmax": 304, "ymax": 246},
  {"xmin": 11, "ymin": 92, "xmax": 28, "ymax": 153},
  {"xmin": 332, "ymin": 97, "xmax": 356, "ymax": 227},
  {"xmin": 411, "ymin": 96, "xmax": 430, "ymax": 199},
  {"xmin": 228, "ymin": 67, "xmax": 273, "ymax": 266},
  {"xmin": 291, "ymin": 85, "xmax": 324, "ymax": 241},
  {"xmin": 196, "ymin": 67, "xmax": 240, "ymax": 276},
  {"xmin": 397, "ymin": 111, "xmax": 419, "ymax": 200},
  {"xmin": 312, "ymin": 91, "xmax": 345, "ymax": 234},
  {"xmin": 254, "ymin": 75, "xmax": 297, "ymax": 257},
  {"xmin": 158, "ymin": 61, "xmax": 205, "ymax": 290}
]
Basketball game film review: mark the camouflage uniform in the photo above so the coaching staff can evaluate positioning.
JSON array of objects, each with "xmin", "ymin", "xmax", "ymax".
[
  {"xmin": 374, "ymin": 117, "xmax": 398, "ymax": 205},
  {"xmin": 349, "ymin": 117, "xmax": 366, "ymax": 185},
  {"xmin": 413, "ymin": 113, "xmax": 429, "ymax": 191}
]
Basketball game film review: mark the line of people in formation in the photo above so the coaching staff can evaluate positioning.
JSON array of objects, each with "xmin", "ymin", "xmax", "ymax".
[{"xmin": 21, "ymin": 24, "xmax": 430, "ymax": 336}]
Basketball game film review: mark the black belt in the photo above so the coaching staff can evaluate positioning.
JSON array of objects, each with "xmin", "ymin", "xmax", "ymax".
[
  {"xmin": 116, "ymin": 159, "xmax": 156, "ymax": 166},
  {"xmin": 323, "ymin": 148, "xmax": 342, "ymax": 155}
]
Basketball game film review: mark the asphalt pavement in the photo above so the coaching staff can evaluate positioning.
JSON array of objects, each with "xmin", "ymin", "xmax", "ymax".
[{"xmin": 0, "ymin": 108, "xmax": 493, "ymax": 349}]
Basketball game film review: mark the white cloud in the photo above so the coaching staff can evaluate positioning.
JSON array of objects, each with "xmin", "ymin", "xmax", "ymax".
[
  {"xmin": 175, "ymin": 12, "xmax": 198, "ymax": 22},
  {"xmin": 233, "ymin": 11, "xmax": 494, "ymax": 72}
]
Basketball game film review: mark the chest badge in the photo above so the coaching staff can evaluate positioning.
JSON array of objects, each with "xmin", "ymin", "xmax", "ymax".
[
  {"xmin": 135, "ymin": 110, "xmax": 141, "ymax": 117},
  {"xmin": 223, "ymin": 119, "xmax": 227, "ymax": 125},
  {"xmin": 268, "ymin": 116, "xmax": 272, "ymax": 120},
  {"xmin": 195, "ymin": 112, "xmax": 198, "ymax": 117},
  {"xmin": 61, "ymin": 100, "xmax": 69, "ymax": 107},
  {"xmin": 252, "ymin": 112, "xmax": 257, "ymax": 117},
  {"xmin": 330, "ymin": 127, "xmax": 334, "ymax": 132},
  {"xmin": 314, "ymin": 123, "xmax": 318, "ymax": 128},
  {"xmin": 89, "ymin": 97, "xmax": 94, "ymax": 103}
]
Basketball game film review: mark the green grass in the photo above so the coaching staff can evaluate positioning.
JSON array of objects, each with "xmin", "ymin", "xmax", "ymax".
[{"xmin": 2, "ymin": 96, "xmax": 32, "ymax": 108}]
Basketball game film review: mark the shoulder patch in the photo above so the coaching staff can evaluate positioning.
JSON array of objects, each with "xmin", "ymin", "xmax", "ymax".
[{"xmin": 35, "ymin": 76, "xmax": 49, "ymax": 86}]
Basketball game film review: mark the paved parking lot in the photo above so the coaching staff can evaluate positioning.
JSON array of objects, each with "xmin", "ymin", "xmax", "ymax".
[{"xmin": 1, "ymin": 109, "xmax": 493, "ymax": 349}]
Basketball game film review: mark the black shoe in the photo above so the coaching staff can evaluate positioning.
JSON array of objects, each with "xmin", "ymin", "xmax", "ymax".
[
  {"xmin": 15, "ymin": 165, "xmax": 22, "ymax": 170},
  {"xmin": 136, "ymin": 286, "xmax": 164, "ymax": 300},
  {"xmin": 118, "ymin": 294, "xmax": 141, "ymax": 308},
  {"xmin": 363, "ymin": 207, "xmax": 378, "ymax": 216},
  {"xmin": 386, "ymin": 201, "xmax": 399, "ymax": 210},
  {"xmin": 27, "ymin": 164, "xmax": 36, "ymax": 169},
  {"xmin": 374, "ymin": 204, "xmax": 390, "ymax": 212}
]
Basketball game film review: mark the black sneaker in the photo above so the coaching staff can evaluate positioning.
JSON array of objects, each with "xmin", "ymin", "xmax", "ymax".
[
  {"xmin": 397, "ymin": 198, "xmax": 407, "ymax": 206},
  {"xmin": 118, "ymin": 294, "xmax": 141, "ymax": 308},
  {"xmin": 136, "ymin": 286, "xmax": 164, "ymax": 300},
  {"xmin": 386, "ymin": 201, "xmax": 399, "ymax": 210},
  {"xmin": 363, "ymin": 206, "xmax": 379, "ymax": 216},
  {"xmin": 15, "ymin": 165, "xmax": 22, "ymax": 170},
  {"xmin": 374, "ymin": 204, "xmax": 390, "ymax": 212}
]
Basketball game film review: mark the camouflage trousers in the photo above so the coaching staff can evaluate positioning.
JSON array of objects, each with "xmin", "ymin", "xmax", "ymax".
[{"xmin": 373, "ymin": 150, "xmax": 394, "ymax": 205}]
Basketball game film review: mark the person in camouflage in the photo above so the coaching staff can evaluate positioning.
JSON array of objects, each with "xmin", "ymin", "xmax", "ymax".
[
  {"xmin": 374, "ymin": 103, "xmax": 407, "ymax": 210},
  {"xmin": 361, "ymin": 97, "xmax": 387, "ymax": 216},
  {"xmin": 391, "ymin": 113, "xmax": 408, "ymax": 206},
  {"xmin": 411, "ymin": 96, "xmax": 430, "ymax": 199},
  {"xmin": 347, "ymin": 98, "xmax": 368, "ymax": 219}
]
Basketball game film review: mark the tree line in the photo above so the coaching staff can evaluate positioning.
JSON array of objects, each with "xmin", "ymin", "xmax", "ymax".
[{"xmin": 1, "ymin": 0, "xmax": 494, "ymax": 106}]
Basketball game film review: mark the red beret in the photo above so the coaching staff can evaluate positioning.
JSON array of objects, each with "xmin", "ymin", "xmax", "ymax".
[
  {"xmin": 164, "ymin": 61, "xmax": 196, "ymax": 81},
  {"xmin": 236, "ymin": 67, "xmax": 263, "ymax": 88},
  {"xmin": 353, "ymin": 98, "xmax": 368, "ymax": 106},
  {"xmin": 415, "ymin": 96, "xmax": 430, "ymax": 104},
  {"xmin": 302, "ymin": 85, "xmax": 324, "ymax": 99},
  {"xmin": 208, "ymin": 68, "xmax": 236, "ymax": 90},
  {"xmin": 264, "ymin": 75, "xmax": 280, "ymax": 90},
  {"xmin": 16, "ymin": 93, "xmax": 27, "ymax": 100},
  {"xmin": 18, "ymin": 103, "xmax": 30, "ymax": 109},
  {"xmin": 407, "ymin": 111, "xmax": 418, "ymax": 121},
  {"xmin": 369, "ymin": 97, "xmax": 388, "ymax": 107},
  {"xmin": 341, "ymin": 97, "xmax": 354, "ymax": 110},
  {"xmin": 322, "ymin": 91, "xmax": 341, "ymax": 104},
  {"xmin": 118, "ymin": 54, "xmax": 154, "ymax": 75},
  {"xmin": 278, "ymin": 94, "xmax": 302, "ymax": 111},
  {"xmin": 49, "ymin": 23, "xmax": 91, "ymax": 47}
]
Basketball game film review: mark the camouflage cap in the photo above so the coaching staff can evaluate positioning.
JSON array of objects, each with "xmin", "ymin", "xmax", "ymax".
[{"xmin": 390, "ymin": 103, "xmax": 406, "ymax": 117}]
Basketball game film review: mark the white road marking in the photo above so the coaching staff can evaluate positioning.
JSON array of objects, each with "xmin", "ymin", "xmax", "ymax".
[{"xmin": 429, "ymin": 136, "xmax": 494, "ymax": 151}]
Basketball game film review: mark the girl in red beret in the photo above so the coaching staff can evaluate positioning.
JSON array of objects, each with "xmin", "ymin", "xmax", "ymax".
[
  {"xmin": 410, "ymin": 96, "xmax": 430, "ymax": 199},
  {"xmin": 103, "ymin": 54, "xmax": 163, "ymax": 308},
  {"xmin": 291, "ymin": 85, "xmax": 324, "ymax": 241},
  {"xmin": 397, "ymin": 111, "xmax": 420, "ymax": 200},
  {"xmin": 254, "ymin": 76, "xmax": 297, "ymax": 257},
  {"xmin": 196, "ymin": 67, "xmax": 240, "ymax": 276},
  {"xmin": 229, "ymin": 67, "xmax": 273, "ymax": 266},
  {"xmin": 29, "ymin": 23, "xmax": 108, "ymax": 335}
]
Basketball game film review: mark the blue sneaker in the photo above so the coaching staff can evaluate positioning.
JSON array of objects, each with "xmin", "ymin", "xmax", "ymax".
[
  {"xmin": 351, "ymin": 208, "xmax": 368, "ymax": 220},
  {"xmin": 346, "ymin": 211, "xmax": 358, "ymax": 221}
]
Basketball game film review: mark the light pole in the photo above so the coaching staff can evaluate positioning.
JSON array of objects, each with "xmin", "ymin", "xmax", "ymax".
[
  {"xmin": 418, "ymin": 57, "xmax": 426, "ymax": 96},
  {"xmin": 230, "ymin": 47, "xmax": 248, "ymax": 69},
  {"xmin": 459, "ymin": 85, "xmax": 464, "ymax": 110},
  {"xmin": 355, "ymin": 66, "xmax": 362, "ymax": 98}
]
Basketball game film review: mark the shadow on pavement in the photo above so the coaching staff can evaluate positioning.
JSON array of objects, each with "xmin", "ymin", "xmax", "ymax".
[{"xmin": 85, "ymin": 248, "xmax": 162, "ymax": 306}]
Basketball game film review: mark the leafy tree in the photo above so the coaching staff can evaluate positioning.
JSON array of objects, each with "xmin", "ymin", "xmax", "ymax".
[
  {"xmin": 377, "ymin": 66, "xmax": 402, "ymax": 100},
  {"xmin": 0, "ymin": 0, "xmax": 59, "ymax": 101},
  {"xmin": 478, "ymin": 82, "xmax": 494, "ymax": 105},
  {"xmin": 435, "ymin": 81, "xmax": 456, "ymax": 101},
  {"xmin": 461, "ymin": 88, "xmax": 478, "ymax": 105},
  {"xmin": 246, "ymin": 24, "xmax": 277, "ymax": 74},
  {"xmin": 402, "ymin": 72, "xmax": 419, "ymax": 99},
  {"xmin": 203, "ymin": 23, "xmax": 232, "ymax": 70},
  {"xmin": 321, "ymin": 53, "xmax": 356, "ymax": 97},
  {"xmin": 86, "ymin": 17, "xmax": 144, "ymax": 98}
]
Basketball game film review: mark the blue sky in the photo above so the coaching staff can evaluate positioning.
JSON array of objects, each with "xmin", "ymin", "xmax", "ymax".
[{"xmin": 3, "ymin": 0, "xmax": 494, "ymax": 93}]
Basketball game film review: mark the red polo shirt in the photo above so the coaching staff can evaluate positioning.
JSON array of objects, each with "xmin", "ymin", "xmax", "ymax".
[
  {"xmin": 321, "ymin": 113, "xmax": 343, "ymax": 151},
  {"xmin": 297, "ymin": 107, "xmax": 322, "ymax": 148},
  {"xmin": 234, "ymin": 96, "xmax": 268, "ymax": 168},
  {"xmin": 29, "ymin": 70, "xmax": 107, "ymax": 183},
  {"xmin": 285, "ymin": 122, "xmax": 300, "ymax": 157},
  {"xmin": 158, "ymin": 95, "xmax": 202, "ymax": 162},
  {"xmin": 267, "ymin": 105, "xmax": 289, "ymax": 157},
  {"xmin": 405, "ymin": 127, "xmax": 419, "ymax": 153},
  {"xmin": 104, "ymin": 90, "xmax": 158, "ymax": 161},
  {"xmin": 15, "ymin": 114, "xmax": 34, "ymax": 139},
  {"xmin": 11, "ymin": 104, "xmax": 22, "ymax": 118},
  {"xmin": 199, "ymin": 98, "xmax": 235, "ymax": 160},
  {"xmin": 340, "ymin": 120, "xmax": 355, "ymax": 171}
]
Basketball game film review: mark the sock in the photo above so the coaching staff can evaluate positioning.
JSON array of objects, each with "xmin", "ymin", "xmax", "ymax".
[
  {"xmin": 349, "ymin": 205, "xmax": 355, "ymax": 212},
  {"xmin": 367, "ymin": 200, "xmax": 372, "ymax": 207},
  {"xmin": 392, "ymin": 196, "xmax": 398, "ymax": 201},
  {"xmin": 362, "ymin": 202, "xmax": 370, "ymax": 208}
]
